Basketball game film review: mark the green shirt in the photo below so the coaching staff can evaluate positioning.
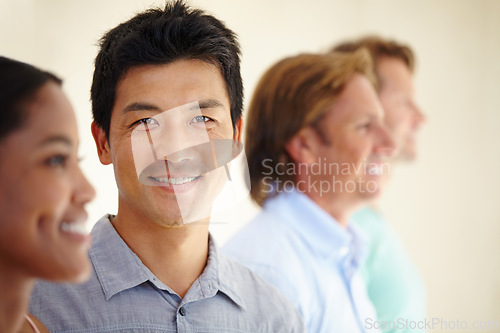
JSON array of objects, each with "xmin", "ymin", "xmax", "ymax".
[{"xmin": 352, "ymin": 207, "xmax": 426, "ymax": 333}]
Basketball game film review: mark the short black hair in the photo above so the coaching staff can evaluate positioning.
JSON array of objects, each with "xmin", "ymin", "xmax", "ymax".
[
  {"xmin": 91, "ymin": 0, "xmax": 243, "ymax": 140},
  {"xmin": 0, "ymin": 56, "xmax": 62, "ymax": 141}
]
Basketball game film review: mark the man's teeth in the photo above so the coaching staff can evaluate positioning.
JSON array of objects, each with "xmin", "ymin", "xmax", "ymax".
[
  {"xmin": 152, "ymin": 176, "xmax": 197, "ymax": 185},
  {"xmin": 61, "ymin": 222, "xmax": 88, "ymax": 236}
]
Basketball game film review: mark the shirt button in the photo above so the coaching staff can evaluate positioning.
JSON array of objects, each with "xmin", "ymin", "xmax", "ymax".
[{"xmin": 179, "ymin": 307, "xmax": 186, "ymax": 316}]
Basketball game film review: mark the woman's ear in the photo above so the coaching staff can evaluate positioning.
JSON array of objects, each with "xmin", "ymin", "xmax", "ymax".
[{"xmin": 91, "ymin": 121, "xmax": 112, "ymax": 165}]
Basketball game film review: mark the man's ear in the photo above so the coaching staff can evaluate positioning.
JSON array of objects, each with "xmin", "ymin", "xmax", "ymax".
[
  {"xmin": 285, "ymin": 127, "xmax": 319, "ymax": 165},
  {"xmin": 233, "ymin": 117, "xmax": 243, "ymax": 142},
  {"xmin": 91, "ymin": 121, "xmax": 112, "ymax": 165}
]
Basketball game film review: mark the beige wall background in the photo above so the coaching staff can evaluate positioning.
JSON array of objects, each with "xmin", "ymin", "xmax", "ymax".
[{"xmin": 2, "ymin": 0, "xmax": 499, "ymax": 330}]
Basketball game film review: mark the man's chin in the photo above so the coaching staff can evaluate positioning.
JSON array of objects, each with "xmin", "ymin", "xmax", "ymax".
[
  {"xmin": 158, "ymin": 219, "xmax": 186, "ymax": 228},
  {"xmin": 396, "ymin": 139, "xmax": 419, "ymax": 162},
  {"xmin": 156, "ymin": 213, "xmax": 212, "ymax": 228}
]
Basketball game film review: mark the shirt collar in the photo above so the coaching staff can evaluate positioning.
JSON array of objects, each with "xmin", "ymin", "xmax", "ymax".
[
  {"xmin": 184, "ymin": 237, "xmax": 247, "ymax": 310},
  {"xmin": 90, "ymin": 215, "xmax": 159, "ymax": 300},
  {"xmin": 264, "ymin": 189, "xmax": 367, "ymax": 266},
  {"xmin": 90, "ymin": 215, "xmax": 245, "ymax": 309}
]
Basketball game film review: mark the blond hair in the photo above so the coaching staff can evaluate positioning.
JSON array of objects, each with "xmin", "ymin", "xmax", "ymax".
[{"xmin": 331, "ymin": 36, "xmax": 415, "ymax": 89}]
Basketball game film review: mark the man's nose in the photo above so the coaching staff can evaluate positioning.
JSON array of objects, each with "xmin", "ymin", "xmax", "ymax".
[
  {"xmin": 412, "ymin": 103, "xmax": 427, "ymax": 127},
  {"xmin": 154, "ymin": 124, "xmax": 210, "ymax": 162}
]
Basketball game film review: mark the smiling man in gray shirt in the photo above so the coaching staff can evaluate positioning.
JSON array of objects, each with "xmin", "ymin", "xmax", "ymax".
[{"xmin": 29, "ymin": 1, "xmax": 304, "ymax": 332}]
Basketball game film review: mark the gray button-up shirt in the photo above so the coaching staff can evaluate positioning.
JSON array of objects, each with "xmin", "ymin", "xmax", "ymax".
[{"xmin": 30, "ymin": 215, "xmax": 304, "ymax": 332}]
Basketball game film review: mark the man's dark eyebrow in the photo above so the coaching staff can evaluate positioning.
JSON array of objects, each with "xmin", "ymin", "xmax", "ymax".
[
  {"xmin": 123, "ymin": 100, "xmax": 224, "ymax": 114},
  {"xmin": 39, "ymin": 135, "xmax": 73, "ymax": 148},
  {"xmin": 197, "ymin": 99, "xmax": 225, "ymax": 109},
  {"xmin": 123, "ymin": 102, "xmax": 163, "ymax": 114}
]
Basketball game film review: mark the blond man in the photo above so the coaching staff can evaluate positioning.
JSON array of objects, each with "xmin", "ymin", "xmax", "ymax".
[{"xmin": 224, "ymin": 50, "xmax": 395, "ymax": 333}]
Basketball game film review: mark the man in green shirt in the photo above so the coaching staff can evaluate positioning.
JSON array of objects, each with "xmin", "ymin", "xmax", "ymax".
[{"xmin": 332, "ymin": 36, "xmax": 427, "ymax": 333}]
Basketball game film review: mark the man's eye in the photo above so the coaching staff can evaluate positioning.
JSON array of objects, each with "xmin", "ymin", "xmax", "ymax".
[
  {"xmin": 46, "ymin": 155, "xmax": 68, "ymax": 167},
  {"xmin": 132, "ymin": 118, "xmax": 159, "ymax": 130},
  {"xmin": 191, "ymin": 115, "xmax": 212, "ymax": 123},
  {"xmin": 358, "ymin": 122, "xmax": 371, "ymax": 130}
]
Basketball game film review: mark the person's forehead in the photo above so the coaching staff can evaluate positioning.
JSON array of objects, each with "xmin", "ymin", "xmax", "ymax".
[
  {"xmin": 119, "ymin": 60, "xmax": 225, "ymax": 86},
  {"xmin": 339, "ymin": 74, "xmax": 378, "ymax": 106},
  {"xmin": 377, "ymin": 57, "xmax": 413, "ymax": 89},
  {"xmin": 3, "ymin": 84, "xmax": 78, "ymax": 153},
  {"xmin": 27, "ymin": 82, "xmax": 75, "ymax": 125},
  {"xmin": 378, "ymin": 57, "xmax": 409, "ymax": 77},
  {"xmin": 113, "ymin": 60, "xmax": 231, "ymax": 114},
  {"xmin": 318, "ymin": 75, "xmax": 379, "ymax": 125}
]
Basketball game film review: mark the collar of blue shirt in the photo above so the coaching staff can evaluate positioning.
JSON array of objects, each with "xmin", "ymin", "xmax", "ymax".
[
  {"xmin": 263, "ymin": 189, "xmax": 367, "ymax": 270},
  {"xmin": 89, "ymin": 215, "xmax": 246, "ymax": 308}
]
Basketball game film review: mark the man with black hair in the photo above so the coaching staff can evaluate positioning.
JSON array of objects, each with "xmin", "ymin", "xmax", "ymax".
[{"xmin": 29, "ymin": 2, "xmax": 304, "ymax": 332}]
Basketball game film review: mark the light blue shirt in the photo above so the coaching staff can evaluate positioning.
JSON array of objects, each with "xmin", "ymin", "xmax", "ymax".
[
  {"xmin": 352, "ymin": 207, "xmax": 426, "ymax": 333},
  {"xmin": 223, "ymin": 189, "xmax": 379, "ymax": 333},
  {"xmin": 29, "ymin": 215, "xmax": 305, "ymax": 332}
]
